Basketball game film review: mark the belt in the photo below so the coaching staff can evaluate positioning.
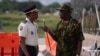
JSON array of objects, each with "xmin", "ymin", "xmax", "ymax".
[{"xmin": 26, "ymin": 45, "xmax": 38, "ymax": 49}]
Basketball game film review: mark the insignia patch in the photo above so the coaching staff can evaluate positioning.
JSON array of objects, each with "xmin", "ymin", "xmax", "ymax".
[
  {"xmin": 31, "ymin": 31, "xmax": 33, "ymax": 35},
  {"xmin": 20, "ymin": 26, "xmax": 23, "ymax": 31}
]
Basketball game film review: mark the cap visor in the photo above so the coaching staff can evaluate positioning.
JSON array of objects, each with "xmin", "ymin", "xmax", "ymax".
[
  {"xmin": 25, "ymin": 9, "xmax": 38, "ymax": 14},
  {"xmin": 30, "ymin": 9, "xmax": 38, "ymax": 12}
]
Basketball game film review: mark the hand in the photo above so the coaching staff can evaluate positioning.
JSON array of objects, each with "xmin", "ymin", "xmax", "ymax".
[
  {"xmin": 25, "ymin": 54, "xmax": 30, "ymax": 56},
  {"xmin": 41, "ymin": 25, "xmax": 50, "ymax": 32},
  {"xmin": 35, "ymin": 46, "xmax": 39, "ymax": 55},
  {"xmin": 36, "ymin": 46, "xmax": 39, "ymax": 53}
]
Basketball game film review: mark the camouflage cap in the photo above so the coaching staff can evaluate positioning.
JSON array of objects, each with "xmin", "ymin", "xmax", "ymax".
[{"xmin": 56, "ymin": 3, "xmax": 73, "ymax": 11}]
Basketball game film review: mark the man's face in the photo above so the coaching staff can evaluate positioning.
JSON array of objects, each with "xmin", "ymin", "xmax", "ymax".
[
  {"xmin": 59, "ymin": 10, "xmax": 70, "ymax": 20},
  {"xmin": 30, "ymin": 11, "xmax": 38, "ymax": 20}
]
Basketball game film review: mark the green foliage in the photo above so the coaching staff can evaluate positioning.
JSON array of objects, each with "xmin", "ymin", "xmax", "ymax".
[
  {"xmin": 0, "ymin": 0, "xmax": 71, "ymax": 14},
  {"xmin": 41, "ymin": 2, "xmax": 60, "ymax": 13},
  {"xmin": 0, "ymin": 0, "xmax": 43, "ymax": 12},
  {"xmin": 0, "ymin": 12, "xmax": 60, "ymax": 37}
]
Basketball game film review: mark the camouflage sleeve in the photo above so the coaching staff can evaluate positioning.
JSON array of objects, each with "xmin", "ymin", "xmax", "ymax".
[
  {"xmin": 50, "ymin": 20, "xmax": 62, "ymax": 42},
  {"xmin": 75, "ymin": 23, "xmax": 84, "ymax": 41}
]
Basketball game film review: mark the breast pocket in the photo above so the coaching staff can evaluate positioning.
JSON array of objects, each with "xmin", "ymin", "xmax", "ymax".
[
  {"xmin": 28, "ymin": 25, "xmax": 37, "ymax": 37},
  {"xmin": 30, "ymin": 30, "xmax": 34, "ymax": 35},
  {"xmin": 28, "ymin": 28, "xmax": 34, "ymax": 36}
]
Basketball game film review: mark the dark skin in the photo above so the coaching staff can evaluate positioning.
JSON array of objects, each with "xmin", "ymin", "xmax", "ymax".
[
  {"xmin": 42, "ymin": 9, "xmax": 82, "ymax": 56},
  {"xmin": 59, "ymin": 10, "xmax": 71, "ymax": 21},
  {"xmin": 27, "ymin": 11, "xmax": 38, "ymax": 23},
  {"xmin": 19, "ymin": 11, "xmax": 39, "ymax": 56}
]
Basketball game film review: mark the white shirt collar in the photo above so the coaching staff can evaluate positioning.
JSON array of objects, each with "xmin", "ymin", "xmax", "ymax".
[{"xmin": 25, "ymin": 18, "xmax": 34, "ymax": 24}]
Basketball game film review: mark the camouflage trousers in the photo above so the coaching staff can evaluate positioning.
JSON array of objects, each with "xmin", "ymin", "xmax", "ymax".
[{"xmin": 56, "ymin": 51, "xmax": 76, "ymax": 56}]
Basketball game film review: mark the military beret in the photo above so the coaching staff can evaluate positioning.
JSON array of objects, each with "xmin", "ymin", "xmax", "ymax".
[{"xmin": 22, "ymin": 4, "xmax": 38, "ymax": 14}]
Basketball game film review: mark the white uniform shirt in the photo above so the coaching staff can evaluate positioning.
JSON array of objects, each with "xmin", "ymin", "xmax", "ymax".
[{"xmin": 18, "ymin": 18, "xmax": 38, "ymax": 46}]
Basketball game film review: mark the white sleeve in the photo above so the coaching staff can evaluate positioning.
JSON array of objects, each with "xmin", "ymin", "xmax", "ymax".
[{"xmin": 18, "ymin": 23, "xmax": 28, "ymax": 38}]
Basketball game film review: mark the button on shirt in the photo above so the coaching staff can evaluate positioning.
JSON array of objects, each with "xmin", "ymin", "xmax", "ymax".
[{"xmin": 18, "ymin": 18, "xmax": 38, "ymax": 46}]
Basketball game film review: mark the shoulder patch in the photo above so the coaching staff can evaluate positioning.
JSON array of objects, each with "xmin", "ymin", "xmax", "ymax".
[
  {"xmin": 20, "ymin": 26, "xmax": 23, "ymax": 31},
  {"xmin": 22, "ymin": 20, "xmax": 28, "ymax": 24}
]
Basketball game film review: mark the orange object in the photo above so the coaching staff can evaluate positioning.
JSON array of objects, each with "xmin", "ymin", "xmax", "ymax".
[
  {"xmin": 0, "ymin": 32, "xmax": 19, "ymax": 48},
  {"xmin": 45, "ymin": 32, "xmax": 57, "ymax": 56},
  {"xmin": 0, "ymin": 32, "xmax": 19, "ymax": 56}
]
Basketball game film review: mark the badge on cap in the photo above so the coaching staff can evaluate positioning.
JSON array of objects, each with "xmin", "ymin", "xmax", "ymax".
[{"xmin": 20, "ymin": 26, "xmax": 23, "ymax": 31}]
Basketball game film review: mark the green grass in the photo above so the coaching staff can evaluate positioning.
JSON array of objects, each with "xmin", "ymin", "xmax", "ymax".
[
  {"xmin": 0, "ymin": 12, "xmax": 60, "ymax": 37},
  {"xmin": 0, "ymin": 12, "xmax": 98, "ymax": 37}
]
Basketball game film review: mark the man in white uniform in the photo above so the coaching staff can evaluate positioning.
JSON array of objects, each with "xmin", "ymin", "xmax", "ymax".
[{"xmin": 18, "ymin": 4, "xmax": 39, "ymax": 56}]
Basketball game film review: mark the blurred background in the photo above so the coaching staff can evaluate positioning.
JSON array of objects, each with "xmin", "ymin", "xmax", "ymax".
[
  {"xmin": 0, "ymin": 0, "xmax": 100, "ymax": 56},
  {"xmin": 0, "ymin": 0, "xmax": 100, "ymax": 38},
  {"xmin": 0, "ymin": 0, "xmax": 71, "ymax": 37}
]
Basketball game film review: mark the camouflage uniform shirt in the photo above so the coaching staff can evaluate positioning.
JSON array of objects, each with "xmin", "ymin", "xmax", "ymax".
[{"xmin": 52, "ymin": 19, "xmax": 84, "ymax": 56}]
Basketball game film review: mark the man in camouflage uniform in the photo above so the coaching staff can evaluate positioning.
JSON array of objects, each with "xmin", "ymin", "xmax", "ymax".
[{"xmin": 42, "ymin": 4, "xmax": 84, "ymax": 56}]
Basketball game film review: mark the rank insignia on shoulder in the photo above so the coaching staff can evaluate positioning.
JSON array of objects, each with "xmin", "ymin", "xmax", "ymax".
[
  {"xmin": 22, "ymin": 20, "xmax": 28, "ymax": 24},
  {"xmin": 20, "ymin": 26, "xmax": 23, "ymax": 31}
]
